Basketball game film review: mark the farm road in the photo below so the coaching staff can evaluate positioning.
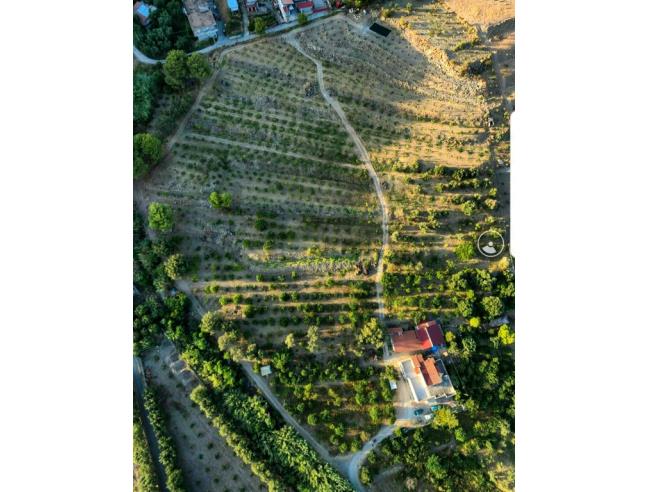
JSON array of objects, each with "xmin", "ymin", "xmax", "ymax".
[
  {"xmin": 286, "ymin": 31, "xmax": 395, "ymax": 490},
  {"xmin": 136, "ymin": 17, "xmax": 397, "ymax": 491},
  {"xmin": 286, "ymin": 32, "xmax": 390, "ymax": 322}
]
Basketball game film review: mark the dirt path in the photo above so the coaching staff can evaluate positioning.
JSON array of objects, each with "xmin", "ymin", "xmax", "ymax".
[
  {"xmin": 285, "ymin": 32, "xmax": 395, "ymax": 491},
  {"xmin": 240, "ymin": 362, "xmax": 344, "ymax": 469},
  {"xmin": 285, "ymin": 33, "xmax": 389, "ymax": 322},
  {"xmin": 136, "ymin": 19, "xmax": 394, "ymax": 491}
]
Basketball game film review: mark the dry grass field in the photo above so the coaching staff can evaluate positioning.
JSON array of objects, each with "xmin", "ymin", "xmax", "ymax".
[{"xmin": 443, "ymin": 0, "xmax": 514, "ymax": 28}]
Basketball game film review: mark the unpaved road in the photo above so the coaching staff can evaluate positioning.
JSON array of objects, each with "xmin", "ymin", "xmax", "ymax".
[
  {"xmin": 286, "ymin": 32, "xmax": 395, "ymax": 490},
  {"xmin": 137, "ymin": 19, "xmax": 397, "ymax": 491},
  {"xmin": 286, "ymin": 32, "xmax": 389, "ymax": 322}
]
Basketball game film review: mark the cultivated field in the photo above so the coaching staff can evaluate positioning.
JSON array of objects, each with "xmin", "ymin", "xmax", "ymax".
[
  {"xmin": 140, "ymin": 35, "xmax": 392, "ymax": 450},
  {"xmin": 143, "ymin": 345, "xmax": 264, "ymax": 492},
  {"xmin": 295, "ymin": 9, "xmax": 509, "ymax": 326},
  {"xmin": 139, "ymin": 0, "xmax": 514, "ymax": 472}
]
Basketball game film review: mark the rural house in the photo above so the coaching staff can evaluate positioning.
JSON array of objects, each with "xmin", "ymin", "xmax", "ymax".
[
  {"xmin": 399, "ymin": 353, "xmax": 455, "ymax": 403},
  {"xmin": 389, "ymin": 320, "xmax": 446, "ymax": 354},
  {"xmin": 183, "ymin": 0, "xmax": 219, "ymax": 40},
  {"xmin": 133, "ymin": 1, "xmax": 157, "ymax": 26}
]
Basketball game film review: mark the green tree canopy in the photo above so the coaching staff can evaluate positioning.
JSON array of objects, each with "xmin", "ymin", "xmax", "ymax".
[
  {"xmin": 200, "ymin": 311, "xmax": 219, "ymax": 334},
  {"xmin": 482, "ymin": 295, "xmax": 504, "ymax": 319},
  {"xmin": 455, "ymin": 241, "xmax": 475, "ymax": 261},
  {"xmin": 187, "ymin": 53, "xmax": 212, "ymax": 80},
  {"xmin": 432, "ymin": 407, "xmax": 459, "ymax": 430},
  {"xmin": 164, "ymin": 50, "xmax": 189, "ymax": 89},
  {"xmin": 284, "ymin": 333, "xmax": 295, "ymax": 349},
  {"xmin": 147, "ymin": 202, "xmax": 174, "ymax": 232},
  {"xmin": 209, "ymin": 191, "xmax": 232, "ymax": 209},
  {"xmin": 164, "ymin": 253, "xmax": 185, "ymax": 280},
  {"xmin": 306, "ymin": 326, "xmax": 319, "ymax": 353},
  {"xmin": 357, "ymin": 318, "xmax": 384, "ymax": 349},
  {"xmin": 497, "ymin": 324, "xmax": 515, "ymax": 345},
  {"xmin": 134, "ymin": 133, "xmax": 163, "ymax": 179},
  {"xmin": 254, "ymin": 17, "xmax": 267, "ymax": 35},
  {"xmin": 425, "ymin": 455, "xmax": 448, "ymax": 481},
  {"xmin": 297, "ymin": 13, "xmax": 308, "ymax": 26}
]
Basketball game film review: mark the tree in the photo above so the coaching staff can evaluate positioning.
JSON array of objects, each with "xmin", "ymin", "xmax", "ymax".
[
  {"xmin": 200, "ymin": 311, "xmax": 219, "ymax": 334},
  {"xmin": 209, "ymin": 191, "xmax": 232, "ymax": 210},
  {"xmin": 359, "ymin": 466, "xmax": 370, "ymax": 485},
  {"xmin": 164, "ymin": 253, "xmax": 185, "ymax": 280},
  {"xmin": 253, "ymin": 17, "xmax": 267, "ymax": 35},
  {"xmin": 306, "ymin": 326, "xmax": 319, "ymax": 353},
  {"xmin": 455, "ymin": 241, "xmax": 475, "ymax": 261},
  {"xmin": 497, "ymin": 324, "xmax": 515, "ymax": 345},
  {"xmin": 284, "ymin": 333, "xmax": 295, "ymax": 349},
  {"xmin": 368, "ymin": 406, "xmax": 380, "ymax": 424},
  {"xmin": 482, "ymin": 295, "xmax": 504, "ymax": 319},
  {"xmin": 425, "ymin": 455, "xmax": 447, "ymax": 481},
  {"xmin": 432, "ymin": 407, "xmax": 459, "ymax": 430},
  {"xmin": 148, "ymin": 202, "xmax": 174, "ymax": 232},
  {"xmin": 357, "ymin": 318, "xmax": 384, "ymax": 349},
  {"xmin": 134, "ymin": 133, "xmax": 163, "ymax": 179},
  {"xmin": 468, "ymin": 317, "xmax": 481, "ymax": 329},
  {"xmin": 164, "ymin": 50, "xmax": 189, "ymax": 89},
  {"xmin": 133, "ymin": 68, "xmax": 160, "ymax": 126},
  {"xmin": 187, "ymin": 53, "xmax": 211, "ymax": 80},
  {"xmin": 297, "ymin": 13, "xmax": 308, "ymax": 26}
]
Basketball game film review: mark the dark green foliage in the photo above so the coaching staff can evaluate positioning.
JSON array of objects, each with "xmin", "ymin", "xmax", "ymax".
[
  {"xmin": 209, "ymin": 191, "xmax": 232, "ymax": 210},
  {"xmin": 134, "ymin": 133, "xmax": 163, "ymax": 179},
  {"xmin": 163, "ymin": 50, "xmax": 189, "ymax": 89},
  {"xmin": 187, "ymin": 53, "xmax": 212, "ymax": 80},
  {"xmin": 148, "ymin": 202, "xmax": 174, "ymax": 232},
  {"xmin": 134, "ymin": 66, "xmax": 162, "ymax": 128},
  {"xmin": 134, "ymin": 0, "xmax": 196, "ymax": 59},
  {"xmin": 133, "ymin": 400, "xmax": 161, "ymax": 492},
  {"xmin": 143, "ymin": 386, "xmax": 187, "ymax": 492},
  {"xmin": 253, "ymin": 17, "xmax": 267, "ymax": 35}
]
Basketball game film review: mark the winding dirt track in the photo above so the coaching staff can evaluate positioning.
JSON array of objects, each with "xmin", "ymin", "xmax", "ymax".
[
  {"xmin": 137, "ymin": 20, "xmax": 396, "ymax": 491},
  {"xmin": 286, "ymin": 32, "xmax": 394, "ymax": 491}
]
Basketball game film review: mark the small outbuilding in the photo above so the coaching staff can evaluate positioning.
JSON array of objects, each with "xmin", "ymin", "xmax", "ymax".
[{"xmin": 260, "ymin": 365, "xmax": 272, "ymax": 377}]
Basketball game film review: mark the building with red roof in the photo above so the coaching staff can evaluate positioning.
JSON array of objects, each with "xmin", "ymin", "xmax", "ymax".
[{"xmin": 389, "ymin": 320, "xmax": 445, "ymax": 353}]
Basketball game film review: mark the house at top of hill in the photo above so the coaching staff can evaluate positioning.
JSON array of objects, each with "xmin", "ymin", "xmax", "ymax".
[
  {"xmin": 389, "ymin": 320, "xmax": 446, "ymax": 354},
  {"xmin": 227, "ymin": 0, "xmax": 240, "ymax": 12},
  {"xmin": 245, "ymin": 0, "xmax": 258, "ymax": 13},
  {"xmin": 133, "ymin": 1, "xmax": 157, "ymax": 26},
  {"xmin": 183, "ymin": 0, "xmax": 219, "ymax": 40}
]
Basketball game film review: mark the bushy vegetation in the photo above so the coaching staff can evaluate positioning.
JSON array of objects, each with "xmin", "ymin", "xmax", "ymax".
[
  {"xmin": 133, "ymin": 401, "xmax": 161, "ymax": 492},
  {"xmin": 134, "ymin": 133, "xmax": 163, "ymax": 179},
  {"xmin": 134, "ymin": 0, "xmax": 196, "ymax": 59},
  {"xmin": 143, "ymin": 386, "xmax": 187, "ymax": 492}
]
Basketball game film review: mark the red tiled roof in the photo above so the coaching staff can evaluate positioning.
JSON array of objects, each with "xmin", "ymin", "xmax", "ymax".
[
  {"xmin": 390, "ymin": 320, "xmax": 445, "ymax": 353},
  {"xmin": 413, "ymin": 354, "xmax": 442, "ymax": 386},
  {"xmin": 391, "ymin": 330, "xmax": 422, "ymax": 353},
  {"xmin": 418, "ymin": 320, "xmax": 446, "ymax": 347},
  {"xmin": 296, "ymin": 0, "xmax": 313, "ymax": 7}
]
